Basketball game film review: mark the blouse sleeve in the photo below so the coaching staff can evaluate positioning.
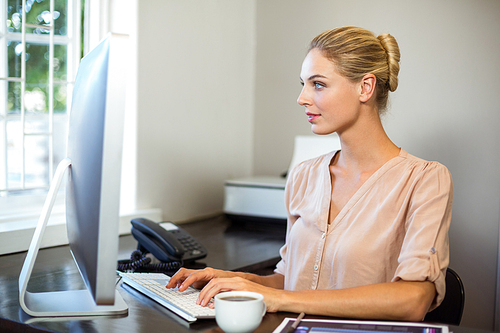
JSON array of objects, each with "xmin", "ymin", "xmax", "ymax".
[{"xmin": 393, "ymin": 161, "xmax": 453, "ymax": 310}]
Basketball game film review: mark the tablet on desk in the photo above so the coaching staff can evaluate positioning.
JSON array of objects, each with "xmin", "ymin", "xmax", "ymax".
[{"xmin": 273, "ymin": 318, "xmax": 448, "ymax": 333}]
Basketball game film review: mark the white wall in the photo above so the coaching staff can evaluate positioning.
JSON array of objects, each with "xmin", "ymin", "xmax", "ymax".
[
  {"xmin": 253, "ymin": 0, "xmax": 500, "ymax": 330},
  {"xmin": 136, "ymin": 0, "xmax": 256, "ymax": 221},
  {"xmin": 136, "ymin": 0, "xmax": 500, "ymax": 329}
]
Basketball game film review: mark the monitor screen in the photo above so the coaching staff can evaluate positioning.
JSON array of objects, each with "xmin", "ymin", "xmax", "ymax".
[{"xmin": 19, "ymin": 33, "xmax": 129, "ymax": 317}]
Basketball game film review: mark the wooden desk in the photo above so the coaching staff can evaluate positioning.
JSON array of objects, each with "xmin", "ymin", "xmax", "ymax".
[{"xmin": 0, "ymin": 215, "xmax": 494, "ymax": 333}]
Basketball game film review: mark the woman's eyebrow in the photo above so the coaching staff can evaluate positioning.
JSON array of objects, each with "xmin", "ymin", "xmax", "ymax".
[
  {"xmin": 309, "ymin": 74, "xmax": 328, "ymax": 80},
  {"xmin": 303, "ymin": 74, "xmax": 328, "ymax": 81}
]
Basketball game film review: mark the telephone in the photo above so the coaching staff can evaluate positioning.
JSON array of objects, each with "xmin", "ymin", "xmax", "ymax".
[{"xmin": 117, "ymin": 218, "xmax": 208, "ymax": 273}]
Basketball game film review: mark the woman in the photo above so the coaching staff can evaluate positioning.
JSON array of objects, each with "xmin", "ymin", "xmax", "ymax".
[{"xmin": 166, "ymin": 26, "xmax": 453, "ymax": 322}]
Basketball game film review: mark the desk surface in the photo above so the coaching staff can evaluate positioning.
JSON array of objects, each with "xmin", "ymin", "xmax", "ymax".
[
  {"xmin": 0, "ymin": 216, "xmax": 493, "ymax": 333},
  {"xmin": 0, "ymin": 215, "xmax": 287, "ymax": 332}
]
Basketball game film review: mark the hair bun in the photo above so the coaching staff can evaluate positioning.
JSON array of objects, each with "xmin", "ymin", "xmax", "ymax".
[{"xmin": 377, "ymin": 34, "xmax": 401, "ymax": 92}]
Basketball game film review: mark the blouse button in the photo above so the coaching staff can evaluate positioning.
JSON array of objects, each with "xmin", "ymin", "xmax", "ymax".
[
  {"xmin": 314, "ymin": 265, "xmax": 319, "ymax": 271},
  {"xmin": 321, "ymin": 233, "xmax": 326, "ymax": 239},
  {"xmin": 430, "ymin": 247, "xmax": 436, "ymax": 254}
]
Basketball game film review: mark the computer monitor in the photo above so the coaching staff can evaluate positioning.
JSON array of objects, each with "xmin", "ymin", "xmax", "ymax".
[{"xmin": 18, "ymin": 33, "xmax": 129, "ymax": 317}]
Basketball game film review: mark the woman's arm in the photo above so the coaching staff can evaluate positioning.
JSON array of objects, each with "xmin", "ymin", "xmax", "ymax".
[
  {"xmin": 276, "ymin": 280, "xmax": 436, "ymax": 322},
  {"xmin": 195, "ymin": 277, "xmax": 435, "ymax": 322},
  {"xmin": 168, "ymin": 267, "xmax": 434, "ymax": 321}
]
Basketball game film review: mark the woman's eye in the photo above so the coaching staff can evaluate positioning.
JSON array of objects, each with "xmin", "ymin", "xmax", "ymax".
[{"xmin": 314, "ymin": 82, "xmax": 324, "ymax": 89}]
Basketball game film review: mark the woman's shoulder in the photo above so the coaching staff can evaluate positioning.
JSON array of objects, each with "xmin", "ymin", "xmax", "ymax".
[
  {"xmin": 400, "ymin": 149, "xmax": 448, "ymax": 167},
  {"xmin": 398, "ymin": 149, "xmax": 452, "ymax": 181}
]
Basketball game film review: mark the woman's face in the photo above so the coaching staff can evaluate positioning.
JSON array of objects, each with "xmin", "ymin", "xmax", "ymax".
[{"xmin": 298, "ymin": 48, "xmax": 361, "ymax": 136}]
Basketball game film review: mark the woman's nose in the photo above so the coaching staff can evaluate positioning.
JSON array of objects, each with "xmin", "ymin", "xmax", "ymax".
[{"xmin": 297, "ymin": 87, "xmax": 310, "ymax": 106}]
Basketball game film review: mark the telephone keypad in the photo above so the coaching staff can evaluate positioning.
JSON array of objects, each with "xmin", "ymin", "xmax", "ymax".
[{"xmin": 171, "ymin": 230, "xmax": 207, "ymax": 260}]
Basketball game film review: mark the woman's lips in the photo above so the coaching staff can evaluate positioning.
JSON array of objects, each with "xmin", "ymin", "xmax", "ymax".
[{"xmin": 306, "ymin": 112, "xmax": 320, "ymax": 122}]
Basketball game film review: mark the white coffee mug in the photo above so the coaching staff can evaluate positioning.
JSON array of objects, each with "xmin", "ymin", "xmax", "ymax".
[{"xmin": 214, "ymin": 291, "xmax": 267, "ymax": 333}]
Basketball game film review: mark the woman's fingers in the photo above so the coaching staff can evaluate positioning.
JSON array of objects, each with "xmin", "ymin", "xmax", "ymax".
[
  {"xmin": 166, "ymin": 267, "xmax": 230, "ymax": 292},
  {"xmin": 196, "ymin": 277, "xmax": 281, "ymax": 312},
  {"xmin": 196, "ymin": 277, "xmax": 254, "ymax": 306},
  {"xmin": 165, "ymin": 268, "xmax": 193, "ymax": 289}
]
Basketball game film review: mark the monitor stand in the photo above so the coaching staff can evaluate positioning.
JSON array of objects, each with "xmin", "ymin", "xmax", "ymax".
[{"xmin": 18, "ymin": 158, "xmax": 128, "ymax": 317}]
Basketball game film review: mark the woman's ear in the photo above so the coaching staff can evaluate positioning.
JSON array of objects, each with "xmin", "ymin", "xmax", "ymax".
[{"xmin": 359, "ymin": 74, "xmax": 376, "ymax": 103}]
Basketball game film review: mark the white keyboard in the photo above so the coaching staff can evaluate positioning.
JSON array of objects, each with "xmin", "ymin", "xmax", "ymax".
[{"xmin": 119, "ymin": 272, "xmax": 215, "ymax": 322}]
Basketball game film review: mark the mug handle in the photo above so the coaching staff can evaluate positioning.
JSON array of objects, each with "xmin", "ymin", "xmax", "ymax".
[{"xmin": 261, "ymin": 302, "xmax": 267, "ymax": 317}]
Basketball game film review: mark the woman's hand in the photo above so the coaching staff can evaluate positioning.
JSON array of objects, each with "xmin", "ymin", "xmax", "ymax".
[
  {"xmin": 166, "ymin": 267, "xmax": 236, "ymax": 291},
  {"xmin": 166, "ymin": 267, "xmax": 284, "ymax": 312},
  {"xmin": 196, "ymin": 276, "xmax": 282, "ymax": 312}
]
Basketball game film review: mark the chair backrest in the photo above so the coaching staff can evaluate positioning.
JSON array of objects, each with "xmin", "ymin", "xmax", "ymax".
[{"xmin": 424, "ymin": 267, "xmax": 465, "ymax": 326}]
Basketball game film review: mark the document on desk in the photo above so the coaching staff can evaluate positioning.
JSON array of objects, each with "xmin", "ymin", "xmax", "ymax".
[{"xmin": 273, "ymin": 318, "xmax": 449, "ymax": 333}]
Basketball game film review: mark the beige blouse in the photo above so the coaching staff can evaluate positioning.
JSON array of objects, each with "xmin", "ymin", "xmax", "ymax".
[{"xmin": 275, "ymin": 149, "xmax": 453, "ymax": 310}]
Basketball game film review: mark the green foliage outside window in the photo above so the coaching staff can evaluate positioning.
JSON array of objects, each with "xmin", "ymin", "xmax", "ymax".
[{"xmin": 6, "ymin": 0, "xmax": 69, "ymax": 115}]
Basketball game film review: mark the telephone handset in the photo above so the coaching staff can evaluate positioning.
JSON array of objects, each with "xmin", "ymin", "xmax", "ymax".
[{"xmin": 130, "ymin": 218, "xmax": 208, "ymax": 263}]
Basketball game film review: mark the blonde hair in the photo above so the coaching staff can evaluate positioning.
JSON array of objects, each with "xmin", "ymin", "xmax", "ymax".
[{"xmin": 309, "ymin": 26, "xmax": 401, "ymax": 113}]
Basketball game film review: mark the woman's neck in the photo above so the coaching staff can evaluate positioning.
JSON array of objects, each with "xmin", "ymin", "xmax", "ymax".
[{"xmin": 334, "ymin": 111, "xmax": 400, "ymax": 174}]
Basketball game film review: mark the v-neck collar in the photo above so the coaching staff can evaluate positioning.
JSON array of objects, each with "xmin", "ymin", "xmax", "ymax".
[{"xmin": 323, "ymin": 149, "xmax": 407, "ymax": 230}]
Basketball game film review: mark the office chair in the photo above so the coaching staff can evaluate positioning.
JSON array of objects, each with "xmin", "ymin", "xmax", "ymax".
[{"xmin": 424, "ymin": 267, "xmax": 465, "ymax": 326}]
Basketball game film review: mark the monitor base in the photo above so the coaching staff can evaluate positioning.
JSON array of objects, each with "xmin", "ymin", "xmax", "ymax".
[{"xmin": 22, "ymin": 289, "xmax": 128, "ymax": 317}]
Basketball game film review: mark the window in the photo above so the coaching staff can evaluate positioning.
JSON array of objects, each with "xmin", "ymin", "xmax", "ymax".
[
  {"xmin": 0, "ymin": 0, "xmax": 147, "ymax": 255},
  {"xmin": 1, "ymin": 0, "xmax": 81, "ymax": 192},
  {"xmin": 0, "ymin": 0, "xmax": 81, "ymax": 252}
]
